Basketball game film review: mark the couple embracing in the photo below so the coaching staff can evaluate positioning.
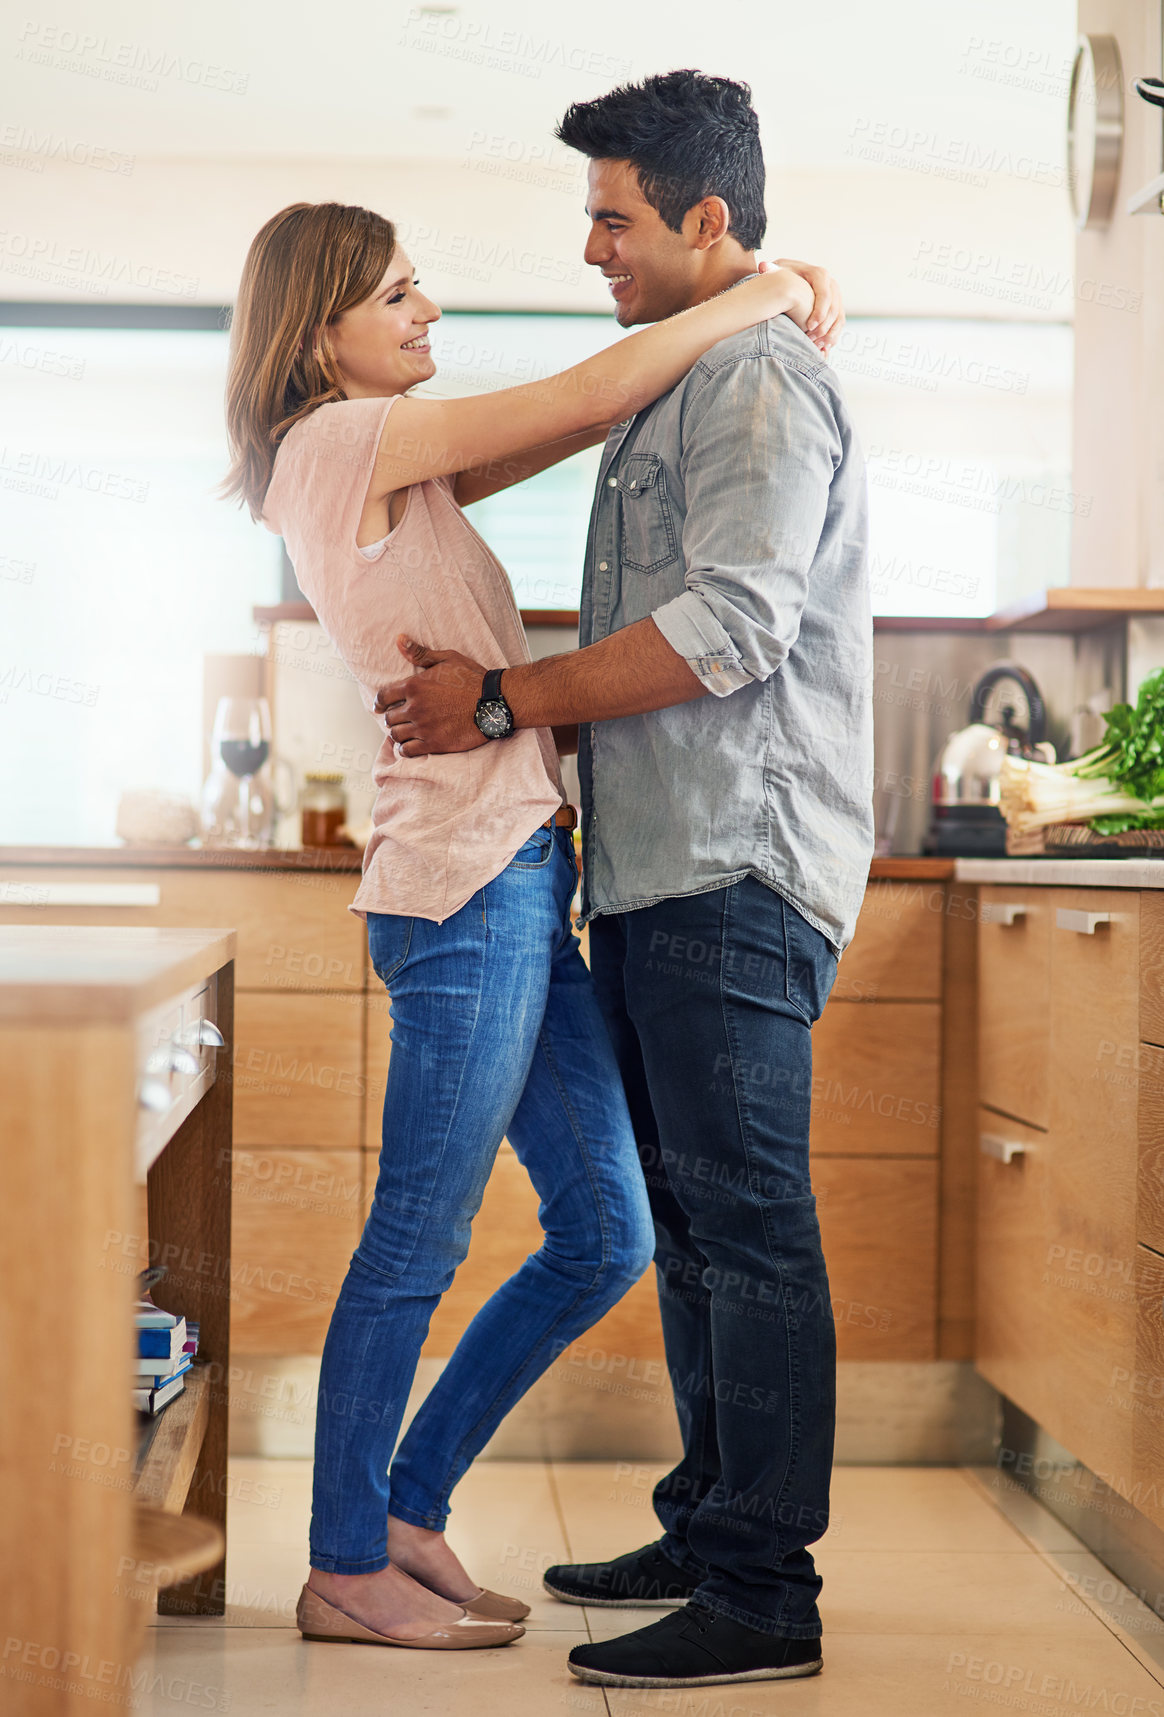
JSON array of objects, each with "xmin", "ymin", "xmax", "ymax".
[{"xmin": 224, "ymin": 68, "xmax": 873, "ymax": 1692}]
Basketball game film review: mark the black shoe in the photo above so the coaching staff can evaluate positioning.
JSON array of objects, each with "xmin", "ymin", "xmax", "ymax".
[
  {"xmin": 567, "ymin": 1602, "xmax": 823, "ymax": 1688},
  {"xmin": 543, "ymin": 1540, "xmax": 701, "ymax": 1609}
]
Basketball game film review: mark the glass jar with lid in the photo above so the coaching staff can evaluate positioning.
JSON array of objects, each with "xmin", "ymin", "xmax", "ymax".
[{"xmin": 300, "ymin": 772, "xmax": 348, "ymax": 848}]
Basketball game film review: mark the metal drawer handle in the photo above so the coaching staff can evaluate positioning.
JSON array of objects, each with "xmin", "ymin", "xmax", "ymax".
[
  {"xmin": 138, "ymin": 1078, "xmax": 172, "ymax": 1114},
  {"xmin": 980, "ymin": 1132, "xmax": 1027, "ymax": 1164},
  {"xmin": 184, "ymin": 1019, "xmax": 226, "ymax": 1050},
  {"xmin": 982, "ymin": 902, "xmax": 1027, "ymax": 926},
  {"xmin": 1056, "ymin": 908, "xmax": 1113, "ymax": 935}
]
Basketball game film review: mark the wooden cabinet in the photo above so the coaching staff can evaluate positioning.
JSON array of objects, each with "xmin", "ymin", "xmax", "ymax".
[
  {"xmin": 357, "ymin": 872, "xmax": 967, "ymax": 1369},
  {"xmin": 0, "ymin": 856, "xmax": 370, "ymax": 1359},
  {"xmin": 976, "ymin": 883, "xmax": 1144, "ymax": 1487},
  {"xmin": 978, "ymin": 884, "xmax": 1052, "ymax": 1129},
  {"xmin": 233, "ymin": 991, "xmax": 365, "ymax": 1149},
  {"xmin": 0, "ymin": 865, "xmax": 366, "ymax": 990},
  {"xmin": 814, "ymin": 1158, "xmax": 938, "ymax": 1361},
  {"xmin": 1143, "ymin": 894, "xmax": 1164, "ymax": 1048},
  {"xmin": 832, "ymin": 880, "xmax": 942, "ymax": 1001},
  {"xmin": 0, "ymin": 858, "xmax": 970, "ymax": 1373},
  {"xmin": 812, "ymin": 1001, "xmax": 941, "ymax": 1156},
  {"xmin": 231, "ymin": 1147, "xmax": 362, "ymax": 1351},
  {"xmin": 1134, "ymin": 1245, "xmax": 1164, "ymax": 1529}
]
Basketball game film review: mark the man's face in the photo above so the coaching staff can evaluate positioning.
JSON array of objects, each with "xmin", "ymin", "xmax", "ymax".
[{"xmin": 582, "ymin": 159, "xmax": 706, "ymax": 326}]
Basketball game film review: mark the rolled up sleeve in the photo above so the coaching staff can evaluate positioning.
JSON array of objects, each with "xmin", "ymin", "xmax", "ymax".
[{"xmin": 650, "ymin": 352, "xmax": 841, "ymax": 697}]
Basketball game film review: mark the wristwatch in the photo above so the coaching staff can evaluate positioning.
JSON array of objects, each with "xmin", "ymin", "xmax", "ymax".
[{"xmin": 474, "ymin": 668, "xmax": 515, "ymax": 740}]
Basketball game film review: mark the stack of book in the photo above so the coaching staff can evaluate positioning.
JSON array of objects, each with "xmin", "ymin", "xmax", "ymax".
[{"xmin": 134, "ymin": 1303, "xmax": 200, "ymax": 1415}]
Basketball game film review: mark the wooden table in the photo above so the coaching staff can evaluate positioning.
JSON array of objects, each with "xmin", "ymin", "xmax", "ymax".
[{"xmin": 0, "ymin": 927, "xmax": 236, "ymax": 1714}]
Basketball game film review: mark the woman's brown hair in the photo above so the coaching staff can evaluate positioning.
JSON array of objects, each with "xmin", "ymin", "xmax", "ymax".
[{"xmin": 222, "ymin": 201, "xmax": 396, "ymax": 520}]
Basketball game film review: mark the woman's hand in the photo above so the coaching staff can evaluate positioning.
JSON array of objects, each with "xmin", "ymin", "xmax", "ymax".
[{"xmin": 762, "ymin": 258, "xmax": 845, "ymax": 356}]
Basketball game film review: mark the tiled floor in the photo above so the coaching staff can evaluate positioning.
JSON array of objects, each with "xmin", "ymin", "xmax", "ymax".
[{"xmin": 141, "ymin": 1459, "xmax": 1164, "ymax": 1714}]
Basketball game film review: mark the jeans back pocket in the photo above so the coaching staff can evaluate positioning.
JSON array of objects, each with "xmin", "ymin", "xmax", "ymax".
[
  {"xmin": 617, "ymin": 453, "xmax": 679, "ymax": 574},
  {"xmin": 782, "ymin": 898, "xmax": 838, "ymax": 1026}
]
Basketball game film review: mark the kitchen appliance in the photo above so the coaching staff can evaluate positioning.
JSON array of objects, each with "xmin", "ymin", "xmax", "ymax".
[{"xmin": 926, "ymin": 662, "xmax": 1056, "ymax": 857}]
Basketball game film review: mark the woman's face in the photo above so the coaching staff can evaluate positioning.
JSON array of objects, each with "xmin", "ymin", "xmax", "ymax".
[{"xmin": 328, "ymin": 250, "xmax": 441, "ymax": 397}]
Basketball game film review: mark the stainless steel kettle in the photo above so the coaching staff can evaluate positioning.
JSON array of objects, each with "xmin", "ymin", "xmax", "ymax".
[{"xmin": 927, "ymin": 662, "xmax": 1055, "ymax": 855}]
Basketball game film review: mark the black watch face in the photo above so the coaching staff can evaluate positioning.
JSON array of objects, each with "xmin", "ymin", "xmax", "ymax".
[{"xmin": 475, "ymin": 698, "xmax": 513, "ymax": 739}]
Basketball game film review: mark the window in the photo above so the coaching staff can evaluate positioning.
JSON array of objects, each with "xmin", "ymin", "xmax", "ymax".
[{"xmin": 1, "ymin": 307, "xmax": 1071, "ymax": 845}]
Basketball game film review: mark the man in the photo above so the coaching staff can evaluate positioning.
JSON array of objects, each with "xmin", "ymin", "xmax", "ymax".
[{"xmin": 377, "ymin": 69, "xmax": 873, "ymax": 1689}]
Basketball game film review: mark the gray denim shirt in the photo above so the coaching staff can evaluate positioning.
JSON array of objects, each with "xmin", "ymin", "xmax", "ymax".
[{"xmin": 576, "ymin": 314, "xmax": 875, "ymax": 955}]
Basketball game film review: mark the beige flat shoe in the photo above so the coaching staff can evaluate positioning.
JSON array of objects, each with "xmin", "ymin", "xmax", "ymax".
[
  {"xmin": 461, "ymin": 1588, "xmax": 532, "ymax": 1623},
  {"xmin": 296, "ymin": 1584, "xmax": 524, "ymax": 1650}
]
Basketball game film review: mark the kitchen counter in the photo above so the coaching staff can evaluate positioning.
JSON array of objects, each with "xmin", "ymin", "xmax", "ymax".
[
  {"xmin": 0, "ymin": 846, "xmax": 953, "ymax": 882},
  {"xmin": 0, "ymin": 843, "xmax": 363, "ymax": 872},
  {"xmin": 0, "ymin": 924, "xmax": 236, "ymax": 1021},
  {"xmin": 956, "ymin": 857, "xmax": 1164, "ymax": 889}
]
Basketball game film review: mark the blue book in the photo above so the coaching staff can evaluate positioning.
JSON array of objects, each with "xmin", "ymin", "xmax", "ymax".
[
  {"xmin": 138, "ymin": 1319, "xmax": 187, "ymax": 1359},
  {"xmin": 134, "ymin": 1354, "xmax": 192, "ymax": 1387}
]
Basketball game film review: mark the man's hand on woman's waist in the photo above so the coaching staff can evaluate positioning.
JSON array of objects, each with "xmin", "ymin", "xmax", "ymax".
[{"xmin": 375, "ymin": 621, "xmax": 707, "ymax": 759}]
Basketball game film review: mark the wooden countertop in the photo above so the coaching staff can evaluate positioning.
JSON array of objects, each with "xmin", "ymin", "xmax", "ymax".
[
  {"xmin": 0, "ymin": 926, "xmax": 237, "ymax": 1023},
  {"xmin": 0, "ymin": 846, "xmax": 952, "ymax": 882},
  {"xmin": 868, "ymin": 858, "xmax": 954, "ymax": 880},
  {"xmin": 0, "ymin": 845, "xmax": 364, "ymax": 873},
  {"xmin": 956, "ymin": 857, "xmax": 1164, "ymax": 890}
]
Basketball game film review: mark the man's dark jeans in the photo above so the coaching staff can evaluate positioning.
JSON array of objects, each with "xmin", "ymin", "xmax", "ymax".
[{"xmin": 588, "ymin": 876, "xmax": 839, "ymax": 1639}]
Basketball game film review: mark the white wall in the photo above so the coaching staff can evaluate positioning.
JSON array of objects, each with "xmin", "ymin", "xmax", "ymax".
[
  {"xmin": 1072, "ymin": 0, "xmax": 1164, "ymax": 588},
  {"xmin": 0, "ymin": 152, "xmax": 1073, "ymax": 320}
]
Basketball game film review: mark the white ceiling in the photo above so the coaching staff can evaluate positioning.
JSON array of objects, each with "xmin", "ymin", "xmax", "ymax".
[{"xmin": 3, "ymin": 0, "xmax": 1077, "ymax": 168}]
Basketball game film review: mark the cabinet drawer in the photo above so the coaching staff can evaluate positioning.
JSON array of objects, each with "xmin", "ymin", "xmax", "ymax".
[
  {"xmin": 1048, "ymin": 889, "xmax": 1139, "ymax": 1235},
  {"xmin": 231, "ymin": 1148, "xmax": 361, "ymax": 1352},
  {"xmin": 811, "ymin": 1002, "xmax": 941, "ymax": 1155},
  {"xmin": 0, "ymin": 866, "xmax": 366, "ymax": 991},
  {"xmin": 977, "ymin": 1102, "xmax": 1134, "ymax": 1482},
  {"xmin": 978, "ymin": 885, "xmax": 1051, "ymax": 1129},
  {"xmin": 833, "ymin": 881, "xmax": 942, "ymax": 1001},
  {"xmin": 233, "ymin": 992, "xmax": 364, "ymax": 1148},
  {"xmin": 1143, "ymin": 894, "xmax": 1164, "ymax": 1048},
  {"xmin": 1134, "ymin": 1245, "xmax": 1164, "ymax": 1531},
  {"xmin": 976, "ymin": 1109, "xmax": 1054, "ymax": 1418},
  {"xmin": 814, "ymin": 1157, "xmax": 937, "ymax": 1359},
  {"xmin": 1138, "ymin": 1042, "xmax": 1164, "ymax": 1253}
]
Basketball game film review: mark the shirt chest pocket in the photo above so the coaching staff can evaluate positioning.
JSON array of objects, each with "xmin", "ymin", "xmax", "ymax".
[{"xmin": 616, "ymin": 453, "xmax": 680, "ymax": 575}]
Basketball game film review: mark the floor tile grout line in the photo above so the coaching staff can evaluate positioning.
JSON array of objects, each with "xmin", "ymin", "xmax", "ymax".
[
  {"xmin": 958, "ymin": 1465, "xmax": 1164, "ymax": 1691},
  {"xmin": 544, "ymin": 1458, "xmax": 575, "ymax": 1561}
]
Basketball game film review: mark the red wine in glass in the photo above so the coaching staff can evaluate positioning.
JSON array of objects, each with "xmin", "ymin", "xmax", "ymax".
[{"xmin": 220, "ymin": 738, "xmax": 270, "ymax": 777}]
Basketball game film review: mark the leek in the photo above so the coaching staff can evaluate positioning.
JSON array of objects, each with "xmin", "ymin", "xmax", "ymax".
[{"xmin": 999, "ymin": 666, "xmax": 1164, "ymax": 836}]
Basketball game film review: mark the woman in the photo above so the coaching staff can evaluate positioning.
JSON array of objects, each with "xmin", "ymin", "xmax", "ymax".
[{"xmin": 224, "ymin": 201, "xmax": 841, "ymax": 1653}]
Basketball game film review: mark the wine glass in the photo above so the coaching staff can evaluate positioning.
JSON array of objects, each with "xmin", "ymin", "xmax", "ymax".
[{"xmin": 212, "ymin": 696, "xmax": 272, "ymax": 849}]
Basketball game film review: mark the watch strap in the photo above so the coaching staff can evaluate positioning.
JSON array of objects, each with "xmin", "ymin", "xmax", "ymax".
[{"xmin": 481, "ymin": 668, "xmax": 505, "ymax": 704}]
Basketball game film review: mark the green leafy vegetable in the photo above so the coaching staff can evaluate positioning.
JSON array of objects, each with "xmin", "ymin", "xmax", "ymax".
[{"xmin": 999, "ymin": 667, "xmax": 1164, "ymax": 835}]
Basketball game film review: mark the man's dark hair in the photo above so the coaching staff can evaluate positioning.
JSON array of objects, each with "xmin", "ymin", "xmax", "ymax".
[{"xmin": 556, "ymin": 70, "xmax": 766, "ymax": 251}]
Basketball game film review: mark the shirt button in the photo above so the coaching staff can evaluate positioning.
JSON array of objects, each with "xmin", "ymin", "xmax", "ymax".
[
  {"xmin": 598, "ymin": 561, "xmax": 608, "ymax": 572},
  {"xmin": 629, "ymin": 480, "xmax": 638, "ymax": 489},
  {"xmin": 607, "ymin": 477, "xmax": 617, "ymax": 488}
]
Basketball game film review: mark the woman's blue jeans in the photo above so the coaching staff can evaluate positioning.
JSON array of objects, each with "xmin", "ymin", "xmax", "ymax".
[{"xmin": 309, "ymin": 824, "xmax": 655, "ymax": 1574}]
